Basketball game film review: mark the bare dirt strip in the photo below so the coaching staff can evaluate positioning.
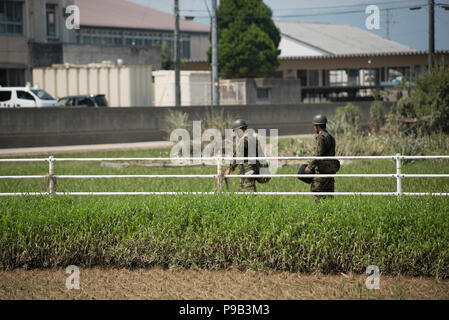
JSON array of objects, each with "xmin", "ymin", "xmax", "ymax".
[{"xmin": 0, "ymin": 268, "xmax": 448, "ymax": 300}]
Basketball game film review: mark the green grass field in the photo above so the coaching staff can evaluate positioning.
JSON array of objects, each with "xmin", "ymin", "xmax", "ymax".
[{"xmin": 1, "ymin": 147, "xmax": 448, "ymax": 276}]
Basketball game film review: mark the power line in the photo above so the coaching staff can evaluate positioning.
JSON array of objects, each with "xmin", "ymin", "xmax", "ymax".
[
  {"xmin": 180, "ymin": 0, "xmax": 427, "ymax": 15},
  {"xmin": 181, "ymin": 4, "xmax": 430, "ymax": 19}
]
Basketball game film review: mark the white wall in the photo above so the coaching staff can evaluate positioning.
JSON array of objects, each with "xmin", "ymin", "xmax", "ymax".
[
  {"xmin": 154, "ymin": 70, "xmax": 211, "ymax": 106},
  {"xmin": 32, "ymin": 63, "xmax": 152, "ymax": 107}
]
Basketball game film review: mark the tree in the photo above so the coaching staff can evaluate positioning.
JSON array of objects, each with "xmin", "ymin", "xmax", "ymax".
[
  {"xmin": 209, "ymin": 0, "xmax": 281, "ymax": 79},
  {"xmin": 392, "ymin": 64, "xmax": 449, "ymax": 134},
  {"xmin": 161, "ymin": 41, "xmax": 174, "ymax": 70}
]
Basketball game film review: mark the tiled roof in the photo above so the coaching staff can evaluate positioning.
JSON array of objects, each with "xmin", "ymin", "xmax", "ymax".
[
  {"xmin": 275, "ymin": 21, "xmax": 414, "ymax": 55},
  {"xmin": 75, "ymin": 0, "xmax": 209, "ymax": 32}
]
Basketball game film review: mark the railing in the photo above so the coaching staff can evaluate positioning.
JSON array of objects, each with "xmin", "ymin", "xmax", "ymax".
[{"xmin": 0, "ymin": 154, "xmax": 449, "ymax": 197}]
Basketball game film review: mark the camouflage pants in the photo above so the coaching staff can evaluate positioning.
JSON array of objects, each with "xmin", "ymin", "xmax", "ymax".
[
  {"xmin": 238, "ymin": 178, "xmax": 256, "ymax": 192},
  {"xmin": 311, "ymin": 177, "xmax": 335, "ymax": 200}
]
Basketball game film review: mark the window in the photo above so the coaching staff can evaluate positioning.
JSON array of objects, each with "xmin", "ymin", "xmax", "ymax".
[
  {"xmin": 0, "ymin": 91, "xmax": 12, "ymax": 102},
  {"xmin": 30, "ymin": 89, "xmax": 55, "ymax": 101},
  {"xmin": 46, "ymin": 4, "xmax": 57, "ymax": 40},
  {"xmin": 58, "ymin": 98, "xmax": 70, "ymax": 106},
  {"xmin": 348, "ymin": 69, "xmax": 359, "ymax": 86},
  {"xmin": 257, "ymin": 88, "xmax": 270, "ymax": 101},
  {"xmin": 75, "ymin": 97, "xmax": 94, "ymax": 106},
  {"xmin": 0, "ymin": 1, "xmax": 23, "ymax": 35},
  {"xmin": 387, "ymin": 67, "xmax": 411, "ymax": 81},
  {"xmin": 17, "ymin": 91, "xmax": 35, "ymax": 100},
  {"xmin": 308, "ymin": 70, "xmax": 319, "ymax": 87},
  {"xmin": 297, "ymin": 70, "xmax": 307, "ymax": 86},
  {"xmin": 94, "ymin": 95, "xmax": 108, "ymax": 106},
  {"xmin": 0, "ymin": 69, "xmax": 24, "ymax": 86}
]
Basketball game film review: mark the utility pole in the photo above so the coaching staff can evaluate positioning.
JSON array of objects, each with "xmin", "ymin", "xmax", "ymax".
[
  {"xmin": 386, "ymin": 8, "xmax": 391, "ymax": 40},
  {"xmin": 174, "ymin": 0, "xmax": 181, "ymax": 106},
  {"xmin": 211, "ymin": 0, "xmax": 219, "ymax": 106},
  {"xmin": 428, "ymin": 0, "xmax": 435, "ymax": 71},
  {"xmin": 384, "ymin": 8, "xmax": 398, "ymax": 40}
]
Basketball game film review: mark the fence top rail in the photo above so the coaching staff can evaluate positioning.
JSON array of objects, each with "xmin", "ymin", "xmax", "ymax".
[{"xmin": 1, "ymin": 155, "xmax": 449, "ymax": 163}]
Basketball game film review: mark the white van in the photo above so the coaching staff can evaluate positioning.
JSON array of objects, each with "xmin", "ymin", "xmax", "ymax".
[{"xmin": 0, "ymin": 86, "xmax": 59, "ymax": 108}]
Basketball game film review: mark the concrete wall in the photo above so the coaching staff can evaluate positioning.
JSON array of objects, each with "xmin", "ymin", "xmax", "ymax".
[
  {"xmin": 0, "ymin": 36, "xmax": 29, "ymax": 67},
  {"xmin": 29, "ymin": 43, "xmax": 63, "ymax": 67},
  {"xmin": 0, "ymin": 102, "xmax": 390, "ymax": 148}
]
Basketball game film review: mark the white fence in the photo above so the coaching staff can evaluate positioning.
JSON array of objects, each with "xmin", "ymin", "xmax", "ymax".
[{"xmin": 0, "ymin": 154, "xmax": 449, "ymax": 197}]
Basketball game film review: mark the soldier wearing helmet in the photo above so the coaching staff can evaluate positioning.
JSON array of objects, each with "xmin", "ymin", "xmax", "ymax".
[
  {"xmin": 224, "ymin": 119, "xmax": 267, "ymax": 192},
  {"xmin": 304, "ymin": 114, "xmax": 339, "ymax": 200}
]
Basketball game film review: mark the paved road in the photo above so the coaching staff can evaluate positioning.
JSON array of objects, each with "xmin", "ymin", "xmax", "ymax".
[{"xmin": 0, "ymin": 141, "xmax": 175, "ymax": 157}]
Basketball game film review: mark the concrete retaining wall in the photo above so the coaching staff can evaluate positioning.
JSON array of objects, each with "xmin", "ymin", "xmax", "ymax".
[{"xmin": 0, "ymin": 102, "xmax": 390, "ymax": 148}]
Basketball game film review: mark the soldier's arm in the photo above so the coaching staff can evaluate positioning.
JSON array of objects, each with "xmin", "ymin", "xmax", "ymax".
[{"xmin": 308, "ymin": 135, "xmax": 325, "ymax": 171}]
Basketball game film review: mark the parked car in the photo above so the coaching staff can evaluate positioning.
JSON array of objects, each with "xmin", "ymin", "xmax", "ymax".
[
  {"xmin": 58, "ymin": 94, "xmax": 109, "ymax": 107},
  {"xmin": 0, "ymin": 86, "xmax": 59, "ymax": 108}
]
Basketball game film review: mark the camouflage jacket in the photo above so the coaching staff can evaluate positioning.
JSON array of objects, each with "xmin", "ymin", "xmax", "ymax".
[
  {"xmin": 229, "ymin": 131, "xmax": 267, "ymax": 174},
  {"xmin": 308, "ymin": 129, "xmax": 338, "ymax": 173}
]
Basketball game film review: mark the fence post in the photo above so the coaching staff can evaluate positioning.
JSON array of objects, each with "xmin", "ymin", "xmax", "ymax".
[
  {"xmin": 216, "ymin": 156, "xmax": 223, "ymax": 192},
  {"xmin": 49, "ymin": 156, "xmax": 55, "ymax": 196},
  {"xmin": 396, "ymin": 153, "xmax": 402, "ymax": 198}
]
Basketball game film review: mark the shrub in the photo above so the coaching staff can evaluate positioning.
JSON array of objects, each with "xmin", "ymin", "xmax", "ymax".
[
  {"xmin": 388, "ymin": 64, "xmax": 449, "ymax": 134},
  {"xmin": 370, "ymin": 101, "xmax": 386, "ymax": 131},
  {"xmin": 328, "ymin": 103, "xmax": 362, "ymax": 136},
  {"xmin": 163, "ymin": 109, "xmax": 191, "ymax": 138}
]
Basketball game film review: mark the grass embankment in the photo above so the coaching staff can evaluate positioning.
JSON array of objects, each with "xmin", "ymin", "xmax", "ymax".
[{"xmin": 0, "ymin": 195, "xmax": 448, "ymax": 277}]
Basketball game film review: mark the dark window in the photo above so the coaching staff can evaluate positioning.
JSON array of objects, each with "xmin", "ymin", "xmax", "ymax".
[
  {"xmin": 94, "ymin": 95, "xmax": 108, "ymax": 106},
  {"xmin": 75, "ymin": 97, "xmax": 94, "ymax": 106},
  {"xmin": 257, "ymin": 88, "xmax": 270, "ymax": 100},
  {"xmin": 17, "ymin": 91, "xmax": 35, "ymax": 100},
  {"xmin": 58, "ymin": 98, "xmax": 70, "ymax": 106},
  {"xmin": 348, "ymin": 69, "xmax": 359, "ymax": 86},
  {"xmin": 46, "ymin": 4, "xmax": 57, "ymax": 40},
  {"xmin": 0, "ymin": 69, "xmax": 24, "ymax": 86},
  {"xmin": 297, "ymin": 70, "xmax": 307, "ymax": 87},
  {"xmin": 387, "ymin": 67, "xmax": 411, "ymax": 81},
  {"xmin": 0, "ymin": 1, "xmax": 23, "ymax": 35},
  {"xmin": 181, "ymin": 37, "xmax": 191, "ymax": 60},
  {"xmin": 0, "ymin": 91, "xmax": 12, "ymax": 102},
  {"xmin": 308, "ymin": 70, "xmax": 319, "ymax": 87},
  {"xmin": 30, "ymin": 89, "xmax": 55, "ymax": 101}
]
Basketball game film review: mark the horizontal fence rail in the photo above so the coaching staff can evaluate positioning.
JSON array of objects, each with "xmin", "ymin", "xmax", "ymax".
[{"xmin": 0, "ymin": 154, "xmax": 448, "ymax": 197}]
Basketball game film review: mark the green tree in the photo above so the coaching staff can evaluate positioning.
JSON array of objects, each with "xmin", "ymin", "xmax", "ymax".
[
  {"xmin": 210, "ymin": 0, "xmax": 281, "ymax": 78},
  {"xmin": 161, "ymin": 41, "xmax": 174, "ymax": 70},
  {"xmin": 390, "ymin": 64, "xmax": 449, "ymax": 134}
]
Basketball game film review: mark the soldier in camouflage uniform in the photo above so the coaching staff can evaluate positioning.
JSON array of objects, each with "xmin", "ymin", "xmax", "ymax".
[
  {"xmin": 304, "ymin": 114, "xmax": 339, "ymax": 200},
  {"xmin": 224, "ymin": 119, "xmax": 264, "ymax": 192}
]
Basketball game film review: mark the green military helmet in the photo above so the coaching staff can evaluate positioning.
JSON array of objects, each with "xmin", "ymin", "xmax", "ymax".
[
  {"xmin": 233, "ymin": 119, "xmax": 248, "ymax": 131},
  {"xmin": 312, "ymin": 114, "xmax": 328, "ymax": 125}
]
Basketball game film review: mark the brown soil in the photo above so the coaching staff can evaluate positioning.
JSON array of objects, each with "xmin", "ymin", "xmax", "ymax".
[{"xmin": 0, "ymin": 267, "xmax": 447, "ymax": 300}]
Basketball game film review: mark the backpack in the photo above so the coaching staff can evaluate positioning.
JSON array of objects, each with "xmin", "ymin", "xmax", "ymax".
[{"xmin": 254, "ymin": 162, "xmax": 271, "ymax": 184}]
